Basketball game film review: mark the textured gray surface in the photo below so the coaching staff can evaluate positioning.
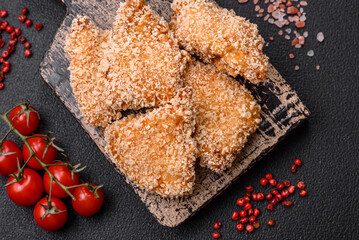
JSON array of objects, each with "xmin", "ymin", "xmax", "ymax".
[{"xmin": 0, "ymin": 0, "xmax": 358, "ymax": 239}]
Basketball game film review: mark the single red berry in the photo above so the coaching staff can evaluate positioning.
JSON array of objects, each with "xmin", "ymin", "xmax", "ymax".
[
  {"xmin": 299, "ymin": 190, "xmax": 307, "ymax": 197},
  {"xmin": 25, "ymin": 19, "xmax": 32, "ymax": 27},
  {"xmin": 236, "ymin": 223, "xmax": 244, "ymax": 231},
  {"xmin": 275, "ymin": 194, "xmax": 283, "ymax": 202},
  {"xmin": 277, "ymin": 182, "xmax": 285, "ymax": 190},
  {"xmin": 0, "ymin": 57, "xmax": 4, "ymax": 63},
  {"xmin": 260, "ymin": 178, "xmax": 268, "ymax": 186},
  {"xmin": 244, "ymin": 203, "xmax": 252, "ymax": 210},
  {"xmin": 252, "ymin": 193, "xmax": 258, "ymax": 201},
  {"xmin": 0, "ymin": 40, "xmax": 4, "ymax": 48},
  {"xmin": 239, "ymin": 217, "xmax": 248, "ymax": 224},
  {"xmin": 2, "ymin": 66, "xmax": 9, "ymax": 73},
  {"xmin": 213, "ymin": 232, "xmax": 221, "ymax": 239},
  {"xmin": 24, "ymin": 49, "xmax": 31, "ymax": 57},
  {"xmin": 18, "ymin": 14, "xmax": 26, "ymax": 22},
  {"xmin": 256, "ymin": 193, "xmax": 264, "ymax": 201},
  {"xmin": 265, "ymin": 193, "xmax": 273, "ymax": 200},
  {"xmin": 246, "ymin": 192, "xmax": 251, "ymax": 198},
  {"xmin": 239, "ymin": 210, "xmax": 247, "ymax": 218},
  {"xmin": 9, "ymin": 39, "xmax": 17, "ymax": 46},
  {"xmin": 288, "ymin": 185, "xmax": 295, "ymax": 194},
  {"xmin": 246, "ymin": 224, "xmax": 254, "ymax": 233},
  {"xmin": 231, "ymin": 211, "xmax": 239, "ymax": 221},
  {"xmin": 249, "ymin": 216, "xmax": 256, "ymax": 223},
  {"xmin": 271, "ymin": 189, "xmax": 279, "ymax": 195},
  {"xmin": 253, "ymin": 208, "xmax": 260, "ymax": 217},
  {"xmin": 253, "ymin": 221, "xmax": 260, "ymax": 229},
  {"xmin": 248, "ymin": 209, "xmax": 254, "ymax": 216},
  {"xmin": 0, "ymin": 10, "xmax": 7, "ymax": 18},
  {"xmin": 0, "ymin": 21, "xmax": 7, "ymax": 29},
  {"xmin": 7, "ymin": 45, "xmax": 14, "ymax": 53},
  {"xmin": 6, "ymin": 25, "xmax": 14, "ymax": 33},
  {"xmin": 281, "ymin": 190, "xmax": 289, "ymax": 198},
  {"xmin": 297, "ymin": 181, "xmax": 306, "ymax": 189},
  {"xmin": 10, "ymin": 31, "xmax": 16, "ymax": 40},
  {"xmin": 237, "ymin": 198, "xmax": 245, "ymax": 207},
  {"xmin": 267, "ymin": 204, "xmax": 274, "ymax": 211},
  {"xmin": 14, "ymin": 27, "xmax": 21, "ymax": 36},
  {"xmin": 19, "ymin": 36, "xmax": 26, "ymax": 44},
  {"xmin": 0, "ymin": 83, "xmax": 4, "ymax": 90},
  {"xmin": 265, "ymin": 173, "xmax": 273, "ymax": 179},
  {"xmin": 245, "ymin": 185, "xmax": 254, "ymax": 193},
  {"xmin": 2, "ymin": 50, "xmax": 9, "ymax": 58},
  {"xmin": 291, "ymin": 164, "xmax": 297, "ymax": 173},
  {"xmin": 283, "ymin": 180, "xmax": 291, "ymax": 187},
  {"xmin": 243, "ymin": 196, "xmax": 250, "ymax": 203},
  {"xmin": 269, "ymin": 179, "xmax": 277, "ymax": 186},
  {"xmin": 35, "ymin": 23, "xmax": 42, "ymax": 31},
  {"xmin": 22, "ymin": 8, "xmax": 28, "ymax": 15},
  {"xmin": 270, "ymin": 198, "xmax": 278, "ymax": 205},
  {"xmin": 267, "ymin": 219, "xmax": 275, "ymax": 226},
  {"xmin": 283, "ymin": 200, "xmax": 293, "ymax": 207},
  {"xmin": 295, "ymin": 159, "xmax": 302, "ymax": 166},
  {"xmin": 23, "ymin": 42, "xmax": 31, "ymax": 49},
  {"xmin": 213, "ymin": 221, "xmax": 221, "ymax": 230}
]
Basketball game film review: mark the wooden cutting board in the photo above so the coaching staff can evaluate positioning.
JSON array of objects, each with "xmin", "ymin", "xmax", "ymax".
[{"xmin": 40, "ymin": 0, "xmax": 310, "ymax": 227}]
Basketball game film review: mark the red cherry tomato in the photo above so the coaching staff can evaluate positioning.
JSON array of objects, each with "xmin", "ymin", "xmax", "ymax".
[
  {"xmin": 0, "ymin": 140, "xmax": 23, "ymax": 176},
  {"xmin": 22, "ymin": 134, "xmax": 58, "ymax": 170},
  {"xmin": 34, "ymin": 197, "xmax": 68, "ymax": 231},
  {"xmin": 6, "ymin": 168, "xmax": 43, "ymax": 206},
  {"xmin": 9, "ymin": 104, "xmax": 40, "ymax": 136},
  {"xmin": 72, "ymin": 183, "xmax": 104, "ymax": 216},
  {"xmin": 43, "ymin": 162, "xmax": 80, "ymax": 198}
]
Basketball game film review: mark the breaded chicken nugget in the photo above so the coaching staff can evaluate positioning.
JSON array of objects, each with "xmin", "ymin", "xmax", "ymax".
[
  {"xmin": 104, "ymin": 88, "xmax": 197, "ymax": 198},
  {"xmin": 171, "ymin": 0, "xmax": 269, "ymax": 84},
  {"xmin": 65, "ymin": 17, "xmax": 120, "ymax": 127},
  {"xmin": 105, "ymin": 0, "xmax": 188, "ymax": 111},
  {"xmin": 183, "ymin": 60, "xmax": 261, "ymax": 172}
]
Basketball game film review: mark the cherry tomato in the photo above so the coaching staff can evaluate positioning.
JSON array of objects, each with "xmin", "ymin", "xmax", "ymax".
[
  {"xmin": 72, "ymin": 183, "xmax": 104, "ymax": 216},
  {"xmin": 22, "ymin": 134, "xmax": 58, "ymax": 170},
  {"xmin": 9, "ymin": 104, "xmax": 40, "ymax": 136},
  {"xmin": 6, "ymin": 168, "xmax": 43, "ymax": 206},
  {"xmin": 34, "ymin": 197, "xmax": 68, "ymax": 231},
  {"xmin": 43, "ymin": 162, "xmax": 80, "ymax": 198},
  {"xmin": 0, "ymin": 140, "xmax": 23, "ymax": 176}
]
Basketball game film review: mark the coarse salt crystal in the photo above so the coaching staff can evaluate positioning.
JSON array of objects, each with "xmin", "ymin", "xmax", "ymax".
[
  {"xmin": 317, "ymin": 32, "xmax": 324, "ymax": 42},
  {"xmin": 303, "ymin": 31, "xmax": 308, "ymax": 37},
  {"xmin": 294, "ymin": 65, "xmax": 300, "ymax": 71},
  {"xmin": 285, "ymin": 28, "xmax": 292, "ymax": 34},
  {"xmin": 285, "ymin": 35, "xmax": 291, "ymax": 40},
  {"xmin": 295, "ymin": 44, "xmax": 302, "ymax": 48},
  {"xmin": 307, "ymin": 50, "xmax": 314, "ymax": 56},
  {"xmin": 300, "ymin": 1, "xmax": 308, "ymax": 6}
]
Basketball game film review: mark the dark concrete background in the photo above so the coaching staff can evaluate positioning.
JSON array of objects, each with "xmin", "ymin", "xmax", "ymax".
[{"xmin": 0, "ymin": 0, "xmax": 358, "ymax": 239}]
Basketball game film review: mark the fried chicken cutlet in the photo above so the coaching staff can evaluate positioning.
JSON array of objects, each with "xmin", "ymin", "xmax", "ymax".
[
  {"xmin": 105, "ymin": 0, "xmax": 188, "ymax": 111},
  {"xmin": 65, "ymin": 17, "xmax": 120, "ymax": 127},
  {"xmin": 104, "ymin": 88, "xmax": 197, "ymax": 198},
  {"xmin": 171, "ymin": 0, "xmax": 269, "ymax": 84},
  {"xmin": 184, "ymin": 60, "xmax": 261, "ymax": 172}
]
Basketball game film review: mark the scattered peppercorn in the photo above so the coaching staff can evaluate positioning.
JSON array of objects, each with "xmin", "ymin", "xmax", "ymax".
[
  {"xmin": 35, "ymin": 23, "xmax": 42, "ymax": 31},
  {"xmin": 245, "ymin": 185, "xmax": 254, "ymax": 193},
  {"xmin": 24, "ymin": 49, "xmax": 32, "ymax": 57},
  {"xmin": 14, "ymin": 27, "xmax": 21, "ymax": 36},
  {"xmin": 22, "ymin": 8, "xmax": 28, "ymax": 15},
  {"xmin": 213, "ymin": 221, "xmax": 221, "ymax": 230},
  {"xmin": 295, "ymin": 159, "xmax": 302, "ymax": 166},
  {"xmin": 283, "ymin": 200, "xmax": 293, "ymax": 207},
  {"xmin": 265, "ymin": 193, "xmax": 273, "ymax": 200},
  {"xmin": 5, "ymin": 25, "xmax": 14, "ymax": 33},
  {"xmin": 23, "ymin": 42, "xmax": 31, "ymax": 49},
  {"xmin": 256, "ymin": 193, "xmax": 264, "ymax": 201},
  {"xmin": 253, "ymin": 221, "xmax": 260, "ymax": 229},
  {"xmin": 260, "ymin": 178, "xmax": 268, "ymax": 186},
  {"xmin": 288, "ymin": 185, "xmax": 295, "ymax": 194},
  {"xmin": 0, "ymin": 10, "xmax": 8, "ymax": 18},
  {"xmin": 25, "ymin": 19, "xmax": 32, "ymax": 27},
  {"xmin": 18, "ymin": 14, "xmax": 26, "ymax": 22},
  {"xmin": 267, "ymin": 219, "xmax": 275, "ymax": 226},
  {"xmin": 236, "ymin": 223, "xmax": 244, "ymax": 231},
  {"xmin": 239, "ymin": 210, "xmax": 247, "ymax": 218},
  {"xmin": 239, "ymin": 217, "xmax": 248, "ymax": 224},
  {"xmin": 269, "ymin": 179, "xmax": 277, "ymax": 186},
  {"xmin": 267, "ymin": 204, "xmax": 274, "ymax": 211},
  {"xmin": 246, "ymin": 224, "xmax": 254, "ymax": 233},
  {"xmin": 297, "ymin": 181, "xmax": 305, "ymax": 189},
  {"xmin": 284, "ymin": 180, "xmax": 291, "ymax": 187},
  {"xmin": 281, "ymin": 190, "xmax": 289, "ymax": 198},
  {"xmin": 237, "ymin": 197, "xmax": 245, "ymax": 207},
  {"xmin": 244, "ymin": 203, "xmax": 252, "ymax": 211},
  {"xmin": 299, "ymin": 190, "xmax": 307, "ymax": 197},
  {"xmin": 291, "ymin": 164, "xmax": 297, "ymax": 173},
  {"xmin": 212, "ymin": 232, "xmax": 221, "ymax": 239},
  {"xmin": 253, "ymin": 208, "xmax": 260, "ymax": 217},
  {"xmin": 265, "ymin": 173, "xmax": 273, "ymax": 180},
  {"xmin": 0, "ymin": 83, "xmax": 4, "ymax": 90},
  {"xmin": 248, "ymin": 209, "xmax": 254, "ymax": 216},
  {"xmin": 277, "ymin": 182, "xmax": 285, "ymax": 190}
]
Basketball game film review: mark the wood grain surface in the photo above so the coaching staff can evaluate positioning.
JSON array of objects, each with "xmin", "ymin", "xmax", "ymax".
[{"xmin": 39, "ymin": 0, "xmax": 309, "ymax": 227}]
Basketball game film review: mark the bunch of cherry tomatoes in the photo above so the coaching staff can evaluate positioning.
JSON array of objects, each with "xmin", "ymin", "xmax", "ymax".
[{"xmin": 0, "ymin": 104, "xmax": 104, "ymax": 231}]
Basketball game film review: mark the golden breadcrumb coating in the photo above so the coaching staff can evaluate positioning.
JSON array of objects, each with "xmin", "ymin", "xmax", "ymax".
[
  {"xmin": 171, "ymin": 0, "xmax": 269, "ymax": 84},
  {"xmin": 65, "ymin": 16, "xmax": 120, "ymax": 127},
  {"xmin": 104, "ymin": 88, "xmax": 197, "ymax": 198},
  {"xmin": 183, "ymin": 60, "xmax": 261, "ymax": 172},
  {"xmin": 105, "ymin": 0, "xmax": 188, "ymax": 111}
]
